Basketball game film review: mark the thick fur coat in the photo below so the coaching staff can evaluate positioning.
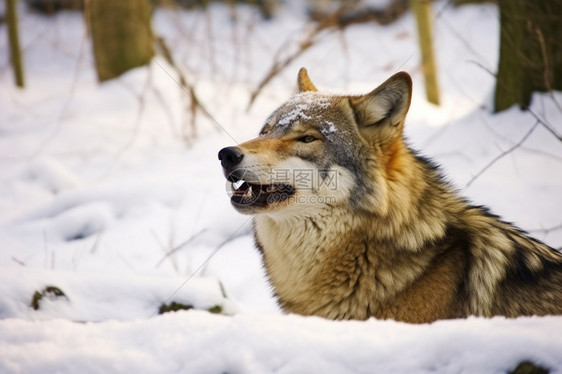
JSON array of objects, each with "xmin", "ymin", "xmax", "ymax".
[{"xmin": 218, "ymin": 68, "xmax": 562, "ymax": 323}]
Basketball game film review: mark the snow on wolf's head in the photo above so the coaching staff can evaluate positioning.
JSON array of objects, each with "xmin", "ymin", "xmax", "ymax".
[{"xmin": 218, "ymin": 68, "xmax": 412, "ymax": 216}]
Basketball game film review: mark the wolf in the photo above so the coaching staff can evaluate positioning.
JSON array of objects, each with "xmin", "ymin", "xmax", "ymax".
[{"xmin": 218, "ymin": 68, "xmax": 562, "ymax": 323}]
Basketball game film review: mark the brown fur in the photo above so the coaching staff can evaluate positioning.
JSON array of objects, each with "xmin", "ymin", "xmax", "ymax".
[{"xmin": 219, "ymin": 68, "xmax": 562, "ymax": 323}]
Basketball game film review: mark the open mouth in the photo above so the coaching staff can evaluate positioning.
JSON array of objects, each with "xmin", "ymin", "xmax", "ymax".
[{"xmin": 230, "ymin": 179, "xmax": 295, "ymax": 208}]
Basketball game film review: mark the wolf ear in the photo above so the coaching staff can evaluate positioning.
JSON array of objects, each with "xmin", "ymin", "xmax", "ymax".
[
  {"xmin": 297, "ymin": 67, "xmax": 318, "ymax": 92},
  {"xmin": 350, "ymin": 72, "xmax": 412, "ymax": 142}
]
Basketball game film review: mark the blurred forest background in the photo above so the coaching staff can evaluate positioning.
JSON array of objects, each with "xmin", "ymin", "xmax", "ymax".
[{"xmin": 4, "ymin": 0, "xmax": 562, "ymax": 144}]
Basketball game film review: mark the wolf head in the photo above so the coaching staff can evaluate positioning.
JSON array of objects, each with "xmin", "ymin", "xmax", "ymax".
[{"xmin": 219, "ymin": 68, "xmax": 412, "ymax": 216}]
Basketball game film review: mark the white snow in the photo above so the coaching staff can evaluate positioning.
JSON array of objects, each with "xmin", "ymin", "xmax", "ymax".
[
  {"xmin": 275, "ymin": 93, "xmax": 332, "ymax": 128},
  {"xmin": 0, "ymin": 268, "xmax": 236, "ymax": 321},
  {"xmin": 1, "ymin": 314, "xmax": 561, "ymax": 374},
  {"xmin": 1, "ymin": 1, "xmax": 561, "ymax": 373},
  {"xmin": 277, "ymin": 105, "xmax": 313, "ymax": 128},
  {"xmin": 22, "ymin": 157, "xmax": 82, "ymax": 194},
  {"xmin": 321, "ymin": 120, "xmax": 337, "ymax": 136}
]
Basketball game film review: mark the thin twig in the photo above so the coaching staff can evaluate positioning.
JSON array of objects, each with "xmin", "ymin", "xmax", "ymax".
[
  {"xmin": 43, "ymin": 229, "xmax": 48, "ymax": 269},
  {"xmin": 533, "ymin": 26, "xmax": 562, "ymax": 113},
  {"xmin": 150, "ymin": 84, "xmax": 179, "ymax": 138},
  {"xmin": 150, "ymin": 228, "xmax": 167, "ymax": 252},
  {"xmin": 466, "ymin": 120, "xmax": 540, "ymax": 188},
  {"xmin": 525, "ymin": 106, "xmax": 562, "ymax": 142},
  {"xmin": 11, "ymin": 257, "xmax": 26, "ymax": 266},
  {"xmin": 469, "ymin": 60, "xmax": 562, "ymax": 142},
  {"xmin": 247, "ymin": 1, "xmax": 362, "ymax": 110},
  {"xmin": 154, "ymin": 228, "xmax": 208, "ymax": 269},
  {"xmin": 100, "ymin": 67, "xmax": 152, "ymax": 178},
  {"xmin": 30, "ymin": 29, "xmax": 88, "ymax": 159},
  {"xmin": 246, "ymin": 24, "xmax": 328, "ymax": 110},
  {"xmin": 89, "ymin": 232, "xmax": 103, "ymax": 254},
  {"xmin": 481, "ymin": 114, "xmax": 562, "ymax": 162},
  {"xmin": 435, "ymin": 4, "xmax": 494, "ymax": 69},
  {"xmin": 528, "ymin": 223, "xmax": 562, "ymax": 235},
  {"xmin": 151, "ymin": 227, "xmax": 178, "ymax": 273},
  {"xmin": 152, "ymin": 56, "xmax": 238, "ymax": 144},
  {"xmin": 148, "ymin": 218, "xmax": 252, "ymax": 320}
]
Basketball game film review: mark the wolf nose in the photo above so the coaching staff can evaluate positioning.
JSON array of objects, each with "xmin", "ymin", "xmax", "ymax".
[{"xmin": 218, "ymin": 147, "xmax": 244, "ymax": 169}]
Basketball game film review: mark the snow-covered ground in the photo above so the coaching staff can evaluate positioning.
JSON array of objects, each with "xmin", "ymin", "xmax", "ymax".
[{"xmin": 1, "ymin": 1, "xmax": 561, "ymax": 373}]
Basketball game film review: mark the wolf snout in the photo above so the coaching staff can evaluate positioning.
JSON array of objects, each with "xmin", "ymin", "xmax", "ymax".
[{"xmin": 218, "ymin": 146, "xmax": 244, "ymax": 170}]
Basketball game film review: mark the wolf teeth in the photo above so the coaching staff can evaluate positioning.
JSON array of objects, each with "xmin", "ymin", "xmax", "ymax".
[
  {"xmin": 232, "ymin": 181, "xmax": 289, "ymax": 197},
  {"xmin": 244, "ymin": 184, "xmax": 253, "ymax": 198},
  {"xmin": 233, "ymin": 180, "xmax": 245, "ymax": 190}
]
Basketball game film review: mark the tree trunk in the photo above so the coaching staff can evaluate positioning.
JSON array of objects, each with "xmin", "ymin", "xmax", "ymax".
[
  {"xmin": 494, "ymin": 0, "xmax": 562, "ymax": 112},
  {"xmin": 86, "ymin": 0, "xmax": 155, "ymax": 82},
  {"xmin": 6, "ymin": 0, "xmax": 25, "ymax": 88},
  {"xmin": 409, "ymin": 0, "xmax": 440, "ymax": 105}
]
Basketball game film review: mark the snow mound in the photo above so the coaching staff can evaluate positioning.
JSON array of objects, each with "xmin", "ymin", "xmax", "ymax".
[
  {"xmin": 22, "ymin": 157, "xmax": 81, "ymax": 194},
  {"xmin": 0, "ymin": 312, "xmax": 560, "ymax": 374},
  {"xmin": 0, "ymin": 268, "xmax": 237, "ymax": 321},
  {"xmin": 14, "ymin": 180, "xmax": 187, "ymax": 223},
  {"xmin": 50, "ymin": 202, "xmax": 114, "ymax": 241}
]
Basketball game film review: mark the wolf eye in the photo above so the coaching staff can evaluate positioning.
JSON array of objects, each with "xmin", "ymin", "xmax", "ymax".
[{"xmin": 299, "ymin": 135, "xmax": 317, "ymax": 143}]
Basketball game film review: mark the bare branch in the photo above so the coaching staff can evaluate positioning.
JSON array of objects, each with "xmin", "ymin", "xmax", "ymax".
[
  {"xmin": 525, "ymin": 106, "xmax": 562, "ymax": 142},
  {"xmin": 100, "ymin": 67, "xmax": 152, "ymax": 177},
  {"xmin": 153, "ymin": 38, "xmax": 238, "ymax": 143},
  {"xmin": 149, "ymin": 218, "xmax": 252, "ymax": 320},
  {"xmin": 529, "ymin": 223, "xmax": 562, "ymax": 235},
  {"xmin": 11, "ymin": 257, "xmax": 26, "ymax": 266},
  {"xmin": 309, "ymin": 0, "xmax": 408, "ymax": 27},
  {"xmin": 470, "ymin": 60, "xmax": 562, "ymax": 142},
  {"xmin": 30, "ymin": 30, "xmax": 88, "ymax": 159},
  {"xmin": 154, "ymin": 228, "xmax": 208, "ymax": 269},
  {"xmin": 481, "ymin": 115, "xmax": 562, "ymax": 162},
  {"xmin": 466, "ymin": 120, "xmax": 540, "ymax": 188},
  {"xmin": 247, "ymin": 1, "xmax": 364, "ymax": 110},
  {"xmin": 246, "ymin": 24, "xmax": 327, "ymax": 110}
]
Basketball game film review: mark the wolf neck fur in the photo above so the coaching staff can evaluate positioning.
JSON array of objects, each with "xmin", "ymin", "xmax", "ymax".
[{"xmin": 253, "ymin": 145, "xmax": 457, "ymax": 318}]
